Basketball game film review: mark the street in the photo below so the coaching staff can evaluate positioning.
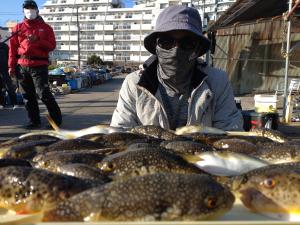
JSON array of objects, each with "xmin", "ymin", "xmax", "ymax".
[
  {"xmin": 1, "ymin": 73, "xmax": 300, "ymax": 141},
  {"xmin": 0, "ymin": 75, "xmax": 125, "ymax": 139}
]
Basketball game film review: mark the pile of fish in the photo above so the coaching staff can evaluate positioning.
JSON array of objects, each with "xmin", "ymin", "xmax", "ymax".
[{"xmin": 0, "ymin": 122, "xmax": 300, "ymax": 222}]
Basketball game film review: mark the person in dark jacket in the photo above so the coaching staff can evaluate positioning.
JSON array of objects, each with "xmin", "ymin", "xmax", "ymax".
[
  {"xmin": 0, "ymin": 34, "xmax": 18, "ymax": 109},
  {"xmin": 111, "ymin": 5, "xmax": 243, "ymax": 131},
  {"xmin": 8, "ymin": 0, "xmax": 62, "ymax": 129}
]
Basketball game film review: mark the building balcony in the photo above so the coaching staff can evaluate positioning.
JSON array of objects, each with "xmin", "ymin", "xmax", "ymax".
[
  {"xmin": 131, "ymin": 24, "xmax": 152, "ymax": 30},
  {"xmin": 95, "ymin": 24, "xmax": 105, "ymax": 30},
  {"xmin": 103, "ymin": 55, "xmax": 113, "ymax": 61},
  {"xmin": 104, "ymin": 25, "xmax": 114, "ymax": 30},
  {"xmin": 104, "ymin": 35, "xmax": 114, "ymax": 41},
  {"xmin": 127, "ymin": 35, "xmax": 142, "ymax": 41},
  {"xmin": 131, "ymin": 54, "xmax": 150, "ymax": 62},
  {"xmin": 104, "ymin": 45, "xmax": 114, "ymax": 51},
  {"xmin": 59, "ymin": 25, "xmax": 78, "ymax": 31},
  {"xmin": 60, "ymin": 35, "xmax": 77, "ymax": 41},
  {"xmin": 142, "ymin": 14, "xmax": 153, "ymax": 20},
  {"xmin": 59, "ymin": 45, "xmax": 78, "ymax": 51},
  {"xmin": 94, "ymin": 45, "xmax": 104, "ymax": 51}
]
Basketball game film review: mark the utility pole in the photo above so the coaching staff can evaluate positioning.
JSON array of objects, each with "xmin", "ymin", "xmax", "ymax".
[
  {"xmin": 283, "ymin": 0, "xmax": 293, "ymax": 122},
  {"xmin": 202, "ymin": 0, "xmax": 205, "ymax": 28},
  {"xmin": 102, "ymin": 0, "xmax": 109, "ymax": 62},
  {"xmin": 76, "ymin": 5, "xmax": 81, "ymax": 68},
  {"xmin": 202, "ymin": 0, "xmax": 210, "ymax": 65},
  {"xmin": 68, "ymin": 0, "xmax": 77, "ymax": 61},
  {"xmin": 139, "ymin": 10, "xmax": 144, "ymax": 64}
]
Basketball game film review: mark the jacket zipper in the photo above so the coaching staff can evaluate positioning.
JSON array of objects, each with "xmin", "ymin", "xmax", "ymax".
[{"xmin": 187, "ymin": 76, "xmax": 208, "ymax": 125}]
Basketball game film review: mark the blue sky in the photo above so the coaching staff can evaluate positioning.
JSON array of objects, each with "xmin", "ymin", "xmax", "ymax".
[{"xmin": 0, "ymin": 0, "xmax": 133, "ymax": 27}]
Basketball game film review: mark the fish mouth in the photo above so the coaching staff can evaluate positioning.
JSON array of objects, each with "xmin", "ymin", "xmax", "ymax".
[
  {"xmin": 239, "ymin": 188, "xmax": 287, "ymax": 214},
  {"xmin": 239, "ymin": 188, "xmax": 256, "ymax": 209}
]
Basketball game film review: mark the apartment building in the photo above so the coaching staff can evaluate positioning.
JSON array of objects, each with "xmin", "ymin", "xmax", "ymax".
[{"xmin": 39, "ymin": 0, "xmax": 236, "ymax": 65}]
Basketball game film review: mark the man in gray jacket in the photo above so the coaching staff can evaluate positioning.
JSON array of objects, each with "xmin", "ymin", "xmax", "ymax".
[{"xmin": 111, "ymin": 5, "xmax": 243, "ymax": 131}]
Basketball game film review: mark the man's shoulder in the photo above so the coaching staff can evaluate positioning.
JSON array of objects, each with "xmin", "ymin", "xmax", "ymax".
[
  {"xmin": 198, "ymin": 65, "xmax": 230, "ymax": 92},
  {"xmin": 124, "ymin": 70, "xmax": 142, "ymax": 85},
  {"xmin": 202, "ymin": 65, "xmax": 228, "ymax": 81},
  {"xmin": 13, "ymin": 21, "xmax": 25, "ymax": 30}
]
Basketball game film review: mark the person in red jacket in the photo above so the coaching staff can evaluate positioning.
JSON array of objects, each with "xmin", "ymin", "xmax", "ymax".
[{"xmin": 8, "ymin": 0, "xmax": 62, "ymax": 129}]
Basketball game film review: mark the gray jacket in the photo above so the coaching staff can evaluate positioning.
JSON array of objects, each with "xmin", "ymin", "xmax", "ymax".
[{"xmin": 111, "ymin": 56, "xmax": 244, "ymax": 131}]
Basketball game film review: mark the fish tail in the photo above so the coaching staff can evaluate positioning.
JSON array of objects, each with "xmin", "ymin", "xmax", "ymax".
[{"xmin": 46, "ymin": 115, "xmax": 60, "ymax": 132}]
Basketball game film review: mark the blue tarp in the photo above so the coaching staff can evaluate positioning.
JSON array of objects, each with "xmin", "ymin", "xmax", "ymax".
[{"xmin": 49, "ymin": 68, "xmax": 65, "ymax": 76}]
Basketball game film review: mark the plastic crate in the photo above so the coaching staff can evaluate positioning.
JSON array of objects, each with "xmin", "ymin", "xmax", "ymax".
[{"xmin": 67, "ymin": 79, "xmax": 78, "ymax": 90}]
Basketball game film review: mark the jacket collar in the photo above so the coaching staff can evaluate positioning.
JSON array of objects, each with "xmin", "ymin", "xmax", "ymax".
[
  {"xmin": 23, "ymin": 16, "xmax": 44, "ymax": 27},
  {"xmin": 137, "ymin": 55, "xmax": 208, "ymax": 96}
]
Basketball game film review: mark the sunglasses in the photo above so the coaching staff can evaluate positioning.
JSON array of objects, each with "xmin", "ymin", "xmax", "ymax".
[{"xmin": 157, "ymin": 36, "xmax": 199, "ymax": 51}]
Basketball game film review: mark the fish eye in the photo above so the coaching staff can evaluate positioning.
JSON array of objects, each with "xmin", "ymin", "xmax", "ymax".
[
  {"xmin": 262, "ymin": 178, "xmax": 276, "ymax": 189},
  {"xmin": 99, "ymin": 162, "xmax": 115, "ymax": 172},
  {"xmin": 205, "ymin": 196, "xmax": 217, "ymax": 209},
  {"xmin": 41, "ymin": 161, "xmax": 49, "ymax": 167}
]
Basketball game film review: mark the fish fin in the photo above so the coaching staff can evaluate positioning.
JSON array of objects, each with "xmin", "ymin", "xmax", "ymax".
[
  {"xmin": 16, "ymin": 209, "xmax": 31, "ymax": 214},
  {"xmin": 180, "ymin": 154, "xmax": 204, "ymax": 163},
  {"xmin": 46, "ymin": 114, "xmax": 60, "ymax": 132}
]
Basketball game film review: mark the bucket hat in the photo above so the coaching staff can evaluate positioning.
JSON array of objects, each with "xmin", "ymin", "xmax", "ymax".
[
  {"xmin": 144, "ymin": 5, "xmax": 210, "ymax": 56},
  {"xmin": 23, "ymin": 0, "xmax": 38, "ymax": 9}
]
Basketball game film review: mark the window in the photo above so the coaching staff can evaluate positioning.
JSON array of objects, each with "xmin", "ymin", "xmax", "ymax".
[
  {"xmin": 50, "ymin": 8, "xmax": 56, "ymax": 12},
  {"xmin": 160, "ymin": 3, "xmax": 167, "ymax": 9},
  {"xmin": 48, "ymin": 17, "xmax": 53, "ymax": 21},
  {"xmin": 169, "ymin": 2, "xmax": 177, "ymax": 6},
  {"xmin": 87, "ymin": 24, "xmax": 95, "ymax": 30},
  {"xmin": 56, "ymin": 17, "xmax": 62, "ymax": 20},
  {"xmin": 83, "ymin": 0, "xmax": 89, "ymax": 2},
  {"xmin": 114, "ymin": 22, "xmax": 131, "ymax": 30},
  {"xmin": 53, "ymin": 26, "xmax": 61, "ymax": 30},
  {"xmin": 125, "ymin": 13, "xmax": 132, "ymax": 18},
  {"xmin": 81, "ymin": 35, "xmax": 94, "ymax": 40},
  {"xmin": 87, "ymin": 44, "xmax": 94, "ymax": 49},
  {"xmin": 81, "ymin": 7, "xmax": 88, "ymax": 11},
  {"xmin": 52, "ymin": 0, "xmax": 58, "ymax": 3},
  {"xmin": 61, "ymin": 0, "xmax": 66, "ymax": 3},
  {"xmin": 91, "ymin": 6, "xmax": 98, "ymax": 10},
  {"xmin": 58, "ymin": 8, "xmax": 64, "ymax": 12},
  {"xmin": 115, "ymin": 13, "xmax": 122, "ymax": 19},
  {"xmin": 115, "ymin": 53, "xmax": 130, "ymax": 61},
  {"xmin": 115, "ymin": 44, "xmax": 130, "ymax": 50}
]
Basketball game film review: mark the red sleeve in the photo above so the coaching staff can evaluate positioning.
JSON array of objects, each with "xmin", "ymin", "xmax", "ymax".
[
  {"xmin": 38, "ymin": 24, "xmax": 56, "ymax": 52},
  {"xmin": 8, "ymin": 25, "xmax": 20, "ymax": 69}
]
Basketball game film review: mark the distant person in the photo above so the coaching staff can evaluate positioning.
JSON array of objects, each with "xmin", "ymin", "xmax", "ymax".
[
  {"xmin": 0, "ymin": 34, "xmax": 19, "ymax": 109},
  {"xmin": 111, "ymin": 5, "xmax": 243, "ymax": 131},
  {"xmin": 8, "ymin": 0, "xmax": 62, "ymax": 129}
]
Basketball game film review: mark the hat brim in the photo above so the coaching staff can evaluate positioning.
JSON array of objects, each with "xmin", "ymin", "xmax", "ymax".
[{"xmin": 144, "ymin": 28, "xmax": 211, "ymax": 57}]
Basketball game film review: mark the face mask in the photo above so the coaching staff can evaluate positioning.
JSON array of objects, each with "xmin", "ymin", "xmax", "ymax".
[
  {"xmin": 156, "ymin": 45, "xmax": 196, "ymax": 94},
  {"xmin": 24, "ymin": 9, "xmax": 38, "ymax": 20}
]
